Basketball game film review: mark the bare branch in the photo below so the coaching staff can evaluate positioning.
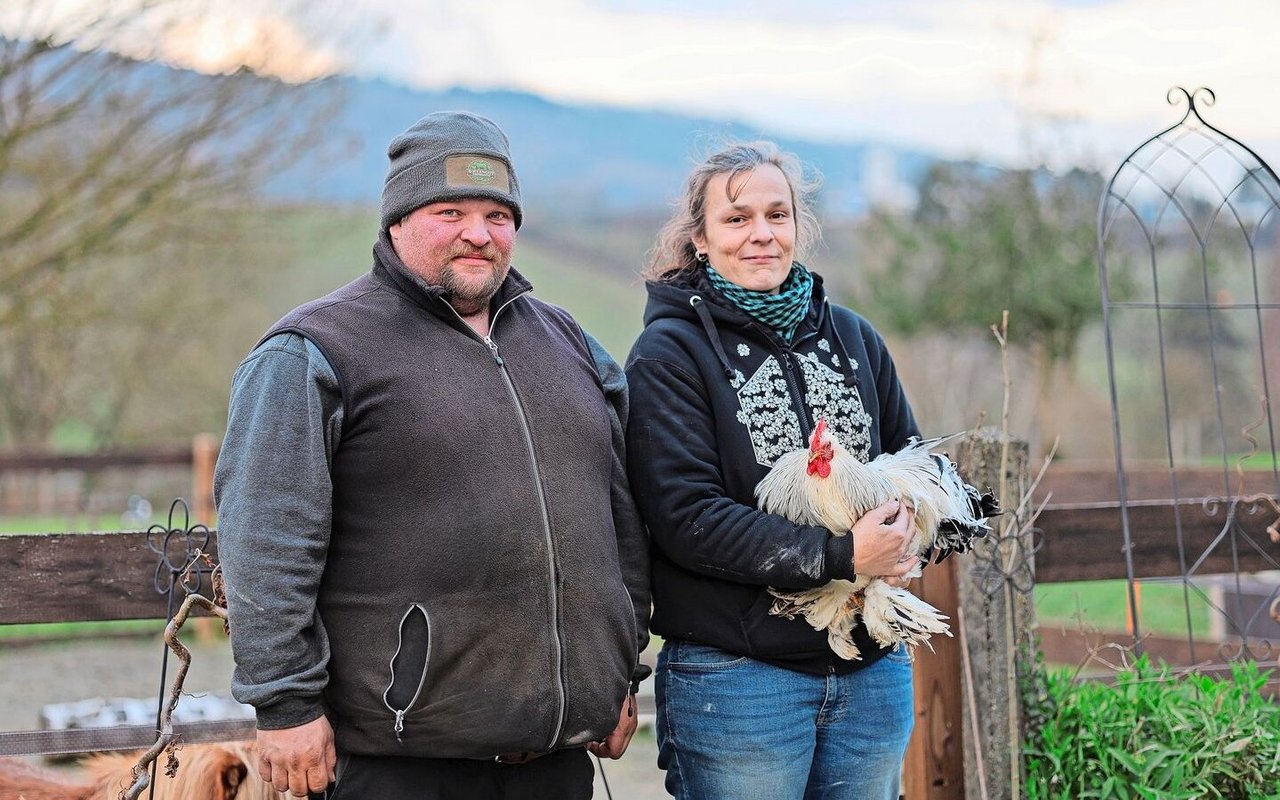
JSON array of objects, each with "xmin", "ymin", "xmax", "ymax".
[{"xmin": 121, "ymin": 557, "xmax": 228, "ymax": 800}]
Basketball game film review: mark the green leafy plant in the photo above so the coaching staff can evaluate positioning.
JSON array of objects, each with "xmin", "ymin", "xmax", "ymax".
[{"xmin": 1025, "ymin": 653, "xmax": 1280, "ymax": 799}]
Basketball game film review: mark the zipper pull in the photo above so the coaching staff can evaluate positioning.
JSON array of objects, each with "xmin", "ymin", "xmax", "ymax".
[
  {"xmin": 781, "ymin": 351, "xmax": 793, "ymax": 371},
  {"xmin": 394, "ymin": 709, "xmax": 406, "ymax": 741},
  {"xmin": 483, "ymin": 336, "xmax": 504, "ymax": 365}
]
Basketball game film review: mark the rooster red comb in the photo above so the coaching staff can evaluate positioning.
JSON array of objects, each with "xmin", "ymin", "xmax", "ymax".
[{"xmin": 807, "ymin": 418, "xmax": 834, "ymax": 478}]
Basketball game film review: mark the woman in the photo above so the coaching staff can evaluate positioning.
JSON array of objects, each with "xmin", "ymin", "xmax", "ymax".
[{"xmin": 625, "ymin": 142, "xmax": 923, "ymax": 800}]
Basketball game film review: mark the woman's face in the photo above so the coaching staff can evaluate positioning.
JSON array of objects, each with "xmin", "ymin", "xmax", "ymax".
[{"xmin": 693, "ymin": 163, "xmax": 796, "ymax": 294}]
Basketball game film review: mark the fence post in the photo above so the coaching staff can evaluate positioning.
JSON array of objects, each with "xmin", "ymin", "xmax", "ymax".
[
  {"xmin": 953, "ymin": 430, "xmax": 1033, "ymax": 800},
  {"xmin": 905, "ymin": 558, "xmax": 965, "ymax": 799},
  {"xmin": 191, "ymin": 434, "xmax": 218, "ymax": 526}
]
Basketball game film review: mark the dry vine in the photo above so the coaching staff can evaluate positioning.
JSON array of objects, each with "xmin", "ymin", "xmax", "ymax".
[
  {"xmin": 120, "ymin": 554, "xmax": 228, "ymax": 800},
  {"xmin": 955, "ymin": 310, "xmax": 1057, "ymax": 800}
]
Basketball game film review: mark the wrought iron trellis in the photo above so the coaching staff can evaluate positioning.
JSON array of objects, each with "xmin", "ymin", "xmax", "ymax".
[
  {"xmin": 143, "ymin": 498, "xmax": 216, "ymax": 800},
  {"xmin": 1098, "ymin": 86, "xmax": 1280, "ymax": 664}
]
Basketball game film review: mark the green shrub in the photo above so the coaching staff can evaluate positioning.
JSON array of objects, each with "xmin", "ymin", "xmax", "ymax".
[{"xmin": 1025, "ymin": 654, "xmax": 1280, "ymax": 799}]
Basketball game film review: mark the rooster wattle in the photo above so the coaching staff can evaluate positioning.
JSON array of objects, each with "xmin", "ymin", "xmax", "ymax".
[{"xmin": 754, "ymin": 418, "xmax": 999, "ymax": 661}]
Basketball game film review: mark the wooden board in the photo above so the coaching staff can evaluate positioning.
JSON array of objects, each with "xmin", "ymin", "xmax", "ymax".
[
  {"xmin": 1035, "ymin": 500, "xmax": 1280, "ymax": 583},
  {"xmin": 0, "ymin": 531, "xmax": 220, "ymax": 625}
]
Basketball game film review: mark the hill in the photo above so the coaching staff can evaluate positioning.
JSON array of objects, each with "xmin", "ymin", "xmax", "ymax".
[
  {"xmin": 276, "ymin": 78, "xmax": 937, "ymax": 218},
  {"xmin": 3, "ymin": 38, "xmax": 937, "ymax": 216}
]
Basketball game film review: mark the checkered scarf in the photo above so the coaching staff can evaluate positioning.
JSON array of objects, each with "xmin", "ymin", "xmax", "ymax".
[{"xmin": 705, "ymin": 262, "xmax": 814, "ymax": 343}]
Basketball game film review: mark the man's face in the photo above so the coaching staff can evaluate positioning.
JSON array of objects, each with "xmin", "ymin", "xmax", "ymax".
[{"xmin": 388, "ymin": 198, "xmax": 517, "ymax": 317}]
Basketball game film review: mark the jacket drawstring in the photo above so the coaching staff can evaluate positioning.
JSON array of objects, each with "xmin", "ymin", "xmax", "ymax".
[
  {"xmin": 689, "ymin": 296, "xmax": 736, "ymax": 381},
  {"xmin": 824, "ymin": 299, "xmax": 859, "ymax": 388}
]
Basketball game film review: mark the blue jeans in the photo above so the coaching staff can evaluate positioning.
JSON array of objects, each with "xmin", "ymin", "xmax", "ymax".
[{"xmin": 655, "ymin": 639, "xmax": 914, "ymax": 800}]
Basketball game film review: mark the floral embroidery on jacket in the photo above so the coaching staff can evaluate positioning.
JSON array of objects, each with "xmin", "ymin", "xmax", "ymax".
[
  {"xmin": 735, "ymin": 356, "xmax": 803, "ymax": 466},
  {"xmin": 799, "ymin": 353, "xmax": 872, "ymax": 460},
  {"xmin": 734, "ymin": 352, "xmax": 873, "ymax": 466}
]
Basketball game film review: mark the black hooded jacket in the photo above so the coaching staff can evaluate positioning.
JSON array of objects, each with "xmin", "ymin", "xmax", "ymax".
[{"xmin": 625, "ymin": 267, "xmax": 920, "ymax": 675}]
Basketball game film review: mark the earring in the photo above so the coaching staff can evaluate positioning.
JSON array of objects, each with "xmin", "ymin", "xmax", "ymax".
[{"xmin": 695, "ymin": 252, "xmax": 708, "ymax": 264}]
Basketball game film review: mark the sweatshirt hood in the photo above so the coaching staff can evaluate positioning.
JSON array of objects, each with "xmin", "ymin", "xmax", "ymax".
[{"xmin": 642, "ymin": 266, "xmax": 861, "ymax": 388}]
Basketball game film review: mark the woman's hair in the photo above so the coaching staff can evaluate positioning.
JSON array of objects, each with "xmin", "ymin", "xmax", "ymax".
[{"xmin": 643, "ymin": 140, "xmax": 822, "ymax": 282}]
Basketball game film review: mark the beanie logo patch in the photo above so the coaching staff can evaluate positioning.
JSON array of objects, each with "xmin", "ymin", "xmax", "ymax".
[
  {"xmin": 445, "ymin": 154, "xmax": 511, "ymax": 192},
  {"xmin": 466, "ymin": 159, "xmax": 496, "ymax": 184}
]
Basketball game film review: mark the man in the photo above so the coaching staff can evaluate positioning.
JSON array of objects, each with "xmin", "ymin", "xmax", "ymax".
[{"xmin": 214, "ymin": 111, "xmax": 650, "ymax": 800}]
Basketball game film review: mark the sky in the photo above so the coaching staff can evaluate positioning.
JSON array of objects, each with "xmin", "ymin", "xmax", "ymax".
[{"xmin": 11, "ymin": 0, "xmax": 1280, "ymax": 170}]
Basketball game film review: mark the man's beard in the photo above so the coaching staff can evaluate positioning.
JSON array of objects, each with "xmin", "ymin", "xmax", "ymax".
[{"xmin": 439, "ymin": 245, "xmax": 509, "ymax": 316}]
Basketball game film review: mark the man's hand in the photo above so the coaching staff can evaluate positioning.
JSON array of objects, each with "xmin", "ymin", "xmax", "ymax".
[
  {"xmin": 255, "ymin": 715, "xmax": 336, "ymax": 798},
  {"xmin": 849, "ymin": 500, "xmax": 919, "ymax": 578},
  {"xmin": 587, "ymin": 694, "xmax": 638, "ymax": 760}
]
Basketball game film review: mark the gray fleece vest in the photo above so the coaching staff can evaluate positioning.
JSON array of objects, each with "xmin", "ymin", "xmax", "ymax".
[{"xmin": 264, "ymin": 248, "xmax": 636, "ymax": 758}]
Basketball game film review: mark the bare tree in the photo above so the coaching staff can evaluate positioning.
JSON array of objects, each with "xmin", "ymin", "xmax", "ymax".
[{"xmin": 0, "ymin": 0, "xmax": 348, "ymax": 446}]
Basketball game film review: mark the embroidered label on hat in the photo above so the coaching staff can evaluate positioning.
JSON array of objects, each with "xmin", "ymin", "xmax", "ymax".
[{"xmin": 445, "ymin": 154, "xmax": 511, "ymax": 192}]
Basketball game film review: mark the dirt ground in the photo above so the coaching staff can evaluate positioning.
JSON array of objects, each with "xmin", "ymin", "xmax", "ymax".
[{"xmin": 0, "ymin": 634, "xmax": 668, "ymax": 799}]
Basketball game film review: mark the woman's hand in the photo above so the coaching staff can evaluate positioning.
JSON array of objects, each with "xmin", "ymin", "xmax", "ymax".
[{"xmin": 849, "ymin": 500, "xmax": 919, "ymax": 578}]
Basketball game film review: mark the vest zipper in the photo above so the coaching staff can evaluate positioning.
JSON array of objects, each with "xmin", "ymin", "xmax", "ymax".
[
  {"xmin": 484, "ymin": 336, "xmax": 503, "ymax": 365},
  {"xmin": 442, "ymin": 291, "xmax": 568, "ymax": 751}
]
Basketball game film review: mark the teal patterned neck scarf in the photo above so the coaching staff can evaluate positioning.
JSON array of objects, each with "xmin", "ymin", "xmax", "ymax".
[{"xmin": 705, "ymin": 262, "xmax": 814, "ymax": 343}]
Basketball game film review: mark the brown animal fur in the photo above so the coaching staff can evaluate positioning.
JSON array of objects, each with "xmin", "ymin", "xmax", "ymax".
[{"xmin": 0, "ymin": 743, "xmax": 284, "ymax": 800}]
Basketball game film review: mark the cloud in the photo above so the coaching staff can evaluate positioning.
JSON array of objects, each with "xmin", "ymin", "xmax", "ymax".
[
  {"xmin": 15, "ymin": 0, "xmax": 1274, "ymax": 165},
  {"xmin": 158, "ymin": 10, "xmax": 343, "ymax": 80}
]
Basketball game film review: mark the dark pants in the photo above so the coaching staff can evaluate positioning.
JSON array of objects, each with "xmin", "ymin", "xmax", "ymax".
[{"xmin": 323, "ymin": 748, "xmax": 594, "ymax": 800}]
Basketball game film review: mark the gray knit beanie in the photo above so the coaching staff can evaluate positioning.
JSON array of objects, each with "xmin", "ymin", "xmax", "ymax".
[{"xmin": 381, "ymin": 111, "xmax": 522, "ymax": 230}]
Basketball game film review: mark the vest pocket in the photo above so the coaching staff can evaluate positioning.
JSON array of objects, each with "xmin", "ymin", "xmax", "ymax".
[{"xmin": 383, "ymin": 603, "xmax": 432, "ymax": 741}]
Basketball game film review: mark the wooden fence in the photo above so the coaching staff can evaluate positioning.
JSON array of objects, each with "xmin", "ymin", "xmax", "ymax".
[
  {"xmin": 1, "ymin": 459, "xmax": 1277, "ymax": 794},
  {"xmin": 7, "ymin": 499, "xmax": 1275, "ymax": 623},
  {"xmin": 0, "ymin": 435, "xmax": 218, "ymax": 520}
]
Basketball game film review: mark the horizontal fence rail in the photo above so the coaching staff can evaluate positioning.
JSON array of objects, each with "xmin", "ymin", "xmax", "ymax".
[
  {"xmin": 3, "ymin": 499, "xmax": 1278, "ymax": 625},
  {"xmin": 0, "ymin": 447, "xmax": 194, "ymax": 473},
  {"xmin": 0, "ymin": 719, "xmax": 255, "ymax": 757},
  {"xmin": 1035, "ymin": 499, "xmax": 1279, "ymax": 583},
  {"xmin": 2, "ymin": 499, "xmax": 1280, "ymax": 624},
  {"xmin": 0, "ymin": 531, "xmax": 221, "ymax": 624}
]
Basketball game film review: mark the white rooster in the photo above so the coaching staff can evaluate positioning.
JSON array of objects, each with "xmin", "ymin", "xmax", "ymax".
[{"xmin": 754, "ymin": 418, "xmax": 999, "ymax": 661}]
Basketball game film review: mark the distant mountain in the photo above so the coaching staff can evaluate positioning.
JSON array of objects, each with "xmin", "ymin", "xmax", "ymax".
[
  {"xmin": 278, "ymin": 77, "xmax": 936, "ymax": 218},
  {"xmin": 3, "ymin": 35, "xmax": 933, "ymax": 219}
]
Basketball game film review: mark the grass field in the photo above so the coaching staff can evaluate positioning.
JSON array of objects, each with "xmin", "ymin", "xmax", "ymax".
[
  {"xmin": 1036, "ymin": 577, "xmax": 1214, "ymax": 638},
  {"xmin": 0, "ymin": 619, "xmax": 162, "ymax": 641},
  {"xmin": 0, "ymin": 515, "xmax": 150, "ymax": 534}
]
